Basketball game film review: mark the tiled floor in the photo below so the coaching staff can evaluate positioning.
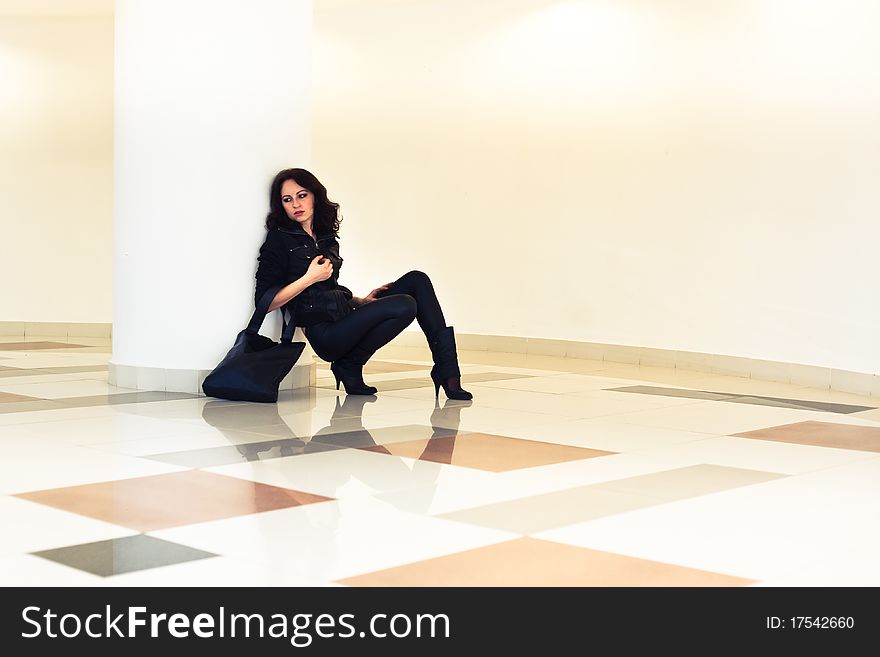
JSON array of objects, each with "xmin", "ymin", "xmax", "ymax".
[{"xmin": 2, "ymin": 335, "xmax": 879, "ymax": 586}]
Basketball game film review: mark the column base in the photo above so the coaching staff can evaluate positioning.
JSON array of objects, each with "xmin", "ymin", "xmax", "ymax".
[{"xmin": 108, "ymin": 358, "xmax": 316, "ymax": 396}]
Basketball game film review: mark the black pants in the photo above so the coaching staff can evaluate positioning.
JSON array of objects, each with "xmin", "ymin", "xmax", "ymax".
[{"xmin": 303, "ymin": 270, "xmax": 447, "ymax": 363}]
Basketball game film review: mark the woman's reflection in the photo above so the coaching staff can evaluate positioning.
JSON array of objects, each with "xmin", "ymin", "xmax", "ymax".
[
  {"xmin": 199, "ymin": 392, "xmax": 472, "ymax": 583},
  {"xmin": 199, "ymin": 393, "xmax": 473, "ymax": 485}
]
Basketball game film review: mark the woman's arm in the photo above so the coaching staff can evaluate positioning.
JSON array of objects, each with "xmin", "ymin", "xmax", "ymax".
[
  {"xmin": 254, "ymin": 231, "xmax": 285, "ymax": 306},
  {"xmin": 268, "ymin": 275, "xmax": 314, "ymax": 312},
  {"xmin": 268, "ymin": 256, "xmax": 333, "ymax": 312}
]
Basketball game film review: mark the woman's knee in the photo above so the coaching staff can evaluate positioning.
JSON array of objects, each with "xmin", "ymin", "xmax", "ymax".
[
  {"xmin": 303, "ymin": 329, "xmax": 333, "ymax": 362},
  {"xmin": 388, "ymin": 293, "xmax": 418, "ymax": 320},
  {"xmin": 400, "ymin": 270, "xmax": 431, "ymax": 289}
]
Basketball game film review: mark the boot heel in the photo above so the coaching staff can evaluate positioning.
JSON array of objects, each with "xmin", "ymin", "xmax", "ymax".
[
  {"xmin": 430, "ymin": 369, "xmax": 470, "ymax": 401},
  {"xmin": 330, "ymin": 361, "xmax": 378, "ymax": 396},
  {"xmin": 430, "ymin": 367, "xmax": 441, "ymax": 401},
  {"xmin": 428, "ymin": 328, "xmax": 473, "ymax": 402}
]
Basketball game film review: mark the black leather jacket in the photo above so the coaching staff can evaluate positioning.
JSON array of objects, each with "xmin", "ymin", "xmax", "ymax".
[{"xmin": 254, "ymin": 224, "xmax": 355, "ymax": 327}]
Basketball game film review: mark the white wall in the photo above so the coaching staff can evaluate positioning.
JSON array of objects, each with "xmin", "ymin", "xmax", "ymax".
[
  {"xmin": 312, "ymin": 0, "xmax": 880, "ymax": 374},
  {"xmin": 3, "ymin": 1, "xmax": 878, "ymax": 376},
  {"xmin": 0, "ymin": 15, "xmax": 113, "ymax": 322}
]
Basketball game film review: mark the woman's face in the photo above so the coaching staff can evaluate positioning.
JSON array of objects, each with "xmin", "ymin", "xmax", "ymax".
[{"xmin": 280, "ymin": 179, "xmax": 315, "ymax": 226}]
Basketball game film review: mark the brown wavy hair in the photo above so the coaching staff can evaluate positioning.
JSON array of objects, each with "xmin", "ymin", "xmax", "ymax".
[{"xmin": 265, "ymin": 168, "xmax": 341, "ymax": 236}]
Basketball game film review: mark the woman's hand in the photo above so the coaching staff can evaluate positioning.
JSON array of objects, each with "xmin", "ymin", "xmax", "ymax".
[
  {"xmin": 306, "ymin": 255, "xmax": 333, "ymax": 283},
  {"xmin": 363, "ymin": 282, "xmax": 394, "ymax": 303}
]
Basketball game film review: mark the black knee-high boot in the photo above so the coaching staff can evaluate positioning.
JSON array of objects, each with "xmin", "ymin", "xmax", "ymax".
[{"xmin": 428, "ymin": 326, "xmax": 473, "ymax": 401}]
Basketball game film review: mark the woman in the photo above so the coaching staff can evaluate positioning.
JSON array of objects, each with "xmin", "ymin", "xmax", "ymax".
[{"xmin": 254, "ymin": 168, "xmax": 472, "ymax": 400}]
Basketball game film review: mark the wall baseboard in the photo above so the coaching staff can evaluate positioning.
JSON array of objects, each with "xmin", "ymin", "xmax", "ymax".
[
  {"xmin": 389, "ymin": 331, "xmax": 880, "ymax": 399},
  {"xmin": 5, "ymin": 321, "xmax": 877, "ymax": 398},
  {"xmin": 0, "ymin": 321, "xmax": 111, "ymax": 338}
]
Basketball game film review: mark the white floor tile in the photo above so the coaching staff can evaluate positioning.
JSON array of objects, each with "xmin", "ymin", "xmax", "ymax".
[
  {"xmin": 0, "ymin": 371, "xmax": 109, "ymax": 385},
  {"xmin": 86, "ymin": 430, "xmax": 278, "ymax": 457},
  {"xmin": 105, "ymin": 398, "xmax": 249, "ymax": 424},
  {"xmin": 103, "ymin": 556, "xmax": 301, "ymax": 587},
  {"xmin": 0, "ymin": 379, "xmax": 135, "ymax": 399},
  {"xmin": 609, "ymin": 401, "xmax": 828, "ymax": 435},
  {"xmin": 0, "ymin": 355, "xmax": 110, "ymax": 369},
  {"xmin": 0, "ymin": 497, "xmax": 136, "ymax": 556},
  {"xmin": 536, "ymin": 458, "xmax": 880, "ymax": 580},
  {"xmin": 150, "ymin": 498, "xmax": 516, "ymax": 582},
  {"xmin": 467, "ymin": 374, "xmax": 610, "ymax": 394},
  {"xmin": 3, "ymin": 347, "xmax": 878, "ymax": 588},
  {"xmin": 491, "ymin": 451, "xmax": 725, "ymax": 496},
  {"xmin": 457, "ymin": 385, "xmax": 692, "ymax": 420},
  {"xmin": 0, "ymin": 441, "xmax": 187, "ymax": 495},
  {"xmin": 754, "ymin": 545, "xmax": 880, "ymax": 586},
  {"xmin": 0, "ymin": 404, "xmax": 121, "ymax": 427},
  {"xmin": 0, "ymin": 413, "xmax": 222, "ymax": 446},
  {"xmin": 204, "ymin": 448, "xmax": 493, "ymax": 499},
  {"xmin": 494, "ymin": 417, "xmax": 717, "ymax": 452},
  {"xmin": 628, "ymin": 435, "xmax": 879, "ymax": 474},
  {"xmin": 0, "ymin": 554, "xmax": 107, "ymax": 586}
]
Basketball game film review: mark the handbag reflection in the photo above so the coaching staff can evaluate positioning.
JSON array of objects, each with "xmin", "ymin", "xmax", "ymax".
[{"xmin": 202, "ymin": 286, "xmax": 306, "ymax": 403}]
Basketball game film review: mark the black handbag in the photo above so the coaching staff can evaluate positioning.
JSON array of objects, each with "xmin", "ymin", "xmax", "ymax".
[{"xmin": 202, "ymin": 287, "xmax": 306, "ymax": 403}]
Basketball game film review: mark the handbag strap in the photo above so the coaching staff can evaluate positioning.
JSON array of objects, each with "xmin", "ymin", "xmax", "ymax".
[{"xmin": 245, "ymin": 285, "xmax": 297, "ymax": 343}]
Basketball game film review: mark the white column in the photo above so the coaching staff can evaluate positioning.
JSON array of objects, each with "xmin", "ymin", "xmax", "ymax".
[{"xmin": 109, "ymin": 0, "xmax": 315, "ymax": 394}]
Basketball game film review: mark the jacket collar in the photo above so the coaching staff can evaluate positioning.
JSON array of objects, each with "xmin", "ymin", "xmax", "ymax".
[{"xmin": 276, "ymin": 221, "xmax": 333, "ymax": 240}]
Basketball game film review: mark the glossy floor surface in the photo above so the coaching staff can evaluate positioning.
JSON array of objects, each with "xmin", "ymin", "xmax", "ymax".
[{"xmin": 2, "ymin": 336, "xmax": 879, "ymax": 586}]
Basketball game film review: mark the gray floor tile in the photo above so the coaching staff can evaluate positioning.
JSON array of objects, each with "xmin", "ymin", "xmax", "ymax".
[
  {"xmin": 607, "ymin": 385, "xmax": 738, "ymax": 401},
  {"xmin": 32, "ymin": 534, "xmax": 218, "ymax": 577},
  {"xmin": 609, "ymin": 385, "xmax": 875, "ymax": 414}
]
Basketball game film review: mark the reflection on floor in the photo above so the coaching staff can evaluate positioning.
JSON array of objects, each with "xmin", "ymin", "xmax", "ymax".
[{"xmin": 1, "ymin": 335, "xmax": 879, "ymax": 586}]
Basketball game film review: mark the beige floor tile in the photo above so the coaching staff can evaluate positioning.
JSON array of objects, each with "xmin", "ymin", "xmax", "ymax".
[
  {"xmin": 359, "ymin": 432, "xmax": 612, "ymax": 472},
  {"xmin": 438, "ymin": 486, "xmax": 656, "ymax": 533},
  {"xmin": 363, "ymin": 360, "xmax": 430, "ymax": 374},
  {"xmin": 437, "ymin": 464, "xmax": 783, "ymax": 534},
  {"xmin": 0, "ymin": 391, "xmax": 45, "ymax": 403},
  {"xmin": 337, "ymin": 538, "xmax": 754, "ymax": 586},
  {"xmin": 16, "ymin": 471, "xmax": 333, "ymax": 531},
  {"xmin": 0, "ymin": 341, "xmax": 80, "ymax": 351},
  {"xmin": 597, "ymin": 464, "xmax": 785, "ymax": 500},
  {"xmin": 734, "ymin": 421, "xmax": 880, "ymax": 452}
]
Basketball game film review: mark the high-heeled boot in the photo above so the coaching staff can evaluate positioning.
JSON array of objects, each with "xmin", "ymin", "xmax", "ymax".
[
  {"xmin": 330, "ymin": 345, "xmax": 378, "ymax": 395},
  {"xmin": 428, "ymin": 326, "xmax": 473, "ymax": 401}
]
